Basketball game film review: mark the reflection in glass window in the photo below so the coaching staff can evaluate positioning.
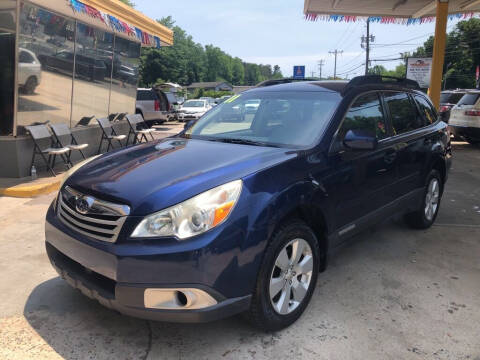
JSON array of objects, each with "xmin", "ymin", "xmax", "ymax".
[
  {"xmin": 0, "ymin": 0, "xmax": 16, "ymax": 135},
  {"xmin": 16, "ymin": 3, "xmax": 75, "ymax": 130},
  {"xmin": 71, "ymin": 23, "xmax": 113, "ymax": 126},
  {"xmin": 108, "ymin": 36, "xmax": 140, "ymax": 117},
  {"xmin": 383, "ymin": 92, "xmax": 422, "ymax": 135},
  {"xmin": 414, "ymin": 95, "xmax": 437, "ymax": 125},
  {"xmin": 339, "ymin": 92, "xmax": 387, "ymax": 140}
]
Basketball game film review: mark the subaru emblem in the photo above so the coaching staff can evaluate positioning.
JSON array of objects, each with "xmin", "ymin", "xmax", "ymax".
[{"xmin": 75, "ymin": 196, "xmax": 93, "ymax": 214}]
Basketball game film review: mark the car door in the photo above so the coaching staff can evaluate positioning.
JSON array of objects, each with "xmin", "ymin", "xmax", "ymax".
[
  {"xmin": 326, "ymin": 91, "xmax": 397, "ymax": 238},
  {"xmin": 382, "ymin": 91, "xmax": 428, "ymax": 199}
]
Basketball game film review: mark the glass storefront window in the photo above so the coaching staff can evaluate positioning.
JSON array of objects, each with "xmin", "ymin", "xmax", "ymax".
[
  {"xmin": 109, "ymin": 36, "xmax": 140, "ymax": 117},
  {"xmin": 0, "ymin": 0, "xmax": 17, "ymax": 135},
  {"xmin": 16, "ymin": 3, "xmax": 75, "ymax": 130},
  {"xmin": 71, "ymin": 23, "xmax": 113, "ymax": 126}
]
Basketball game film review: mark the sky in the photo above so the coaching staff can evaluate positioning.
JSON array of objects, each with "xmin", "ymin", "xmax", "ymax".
[{"xmin": 134, "ymin": 0, "xmax": 461, "ymax": 79}]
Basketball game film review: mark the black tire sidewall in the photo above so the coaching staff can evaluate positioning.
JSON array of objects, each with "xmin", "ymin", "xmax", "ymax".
[{"xmin": 252, "ymin": 221, "xmax": 320, "ymax": 331}]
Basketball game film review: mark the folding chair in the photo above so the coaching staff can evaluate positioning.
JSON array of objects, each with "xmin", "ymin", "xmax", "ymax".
[
  {"xmin": 50, "ymin": 123, "xmax": 89, "ymax": 161},
  {"xmin": 126, "ymin": 114, "xmax": 155, "ymax": 145},
  {"xmin": 110, "ymin": 112, "xmax": 127, "ymax": 122},
  {"xmin": 96, "ymin": 117, "xmax": 127, "ymax": 154},
  {"xmin": 25, "ymin": 125, "xmax": 71, "ymax": 176},
  {"xmin": 108, "ymin": 113, "xmax": 119, "ymax": 122},
  {"xmin": 75, "ymin": 116, "xmax": 95, "ymax": 127}
]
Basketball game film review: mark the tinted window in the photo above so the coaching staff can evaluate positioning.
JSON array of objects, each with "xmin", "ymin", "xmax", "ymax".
[
  {"xmin": 414, "ymin": 95, "xmax": 437, "ymax": 125},
  {"xmin": 338, "ymin": 92, "xmax": 387, "ymax": 141},
  {"xmin": 19, "ymin": 50, "xmax": 35, "ymax": 64},
  {"xmin": 384, "ymin": 92, "xmax": 421, "ymax": 135},
  {"xmin": 457, "ymin": 93, "xmax": 480, "ymax": 106},
  {"xmin": 137, "ymin": 90, "xmax": 156, "ymax": 101},
  {"xmin": 440, "ymin": 92, "xmax": 465, "ymax": 105}
]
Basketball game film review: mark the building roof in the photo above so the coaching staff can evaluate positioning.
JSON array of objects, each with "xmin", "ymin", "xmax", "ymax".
[
  {"xmin": 187, "ymin": 82, "xmax": 232, "ymax": 89},
  {"xmin": 304, "ymin": 0, "xmax": 480, "ymax": 18},
  {"xmin": 30, "ymin": 0, "xmax": 173, "ymax": 45}
]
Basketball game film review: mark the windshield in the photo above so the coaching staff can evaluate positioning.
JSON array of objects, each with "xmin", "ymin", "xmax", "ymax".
[
  {"xmin": 184, "ymin": 91, "xmax": 341, "ymax": 148},
  {"xmin": 183, "ymin": 100, "xmax": 205, "ymax": 108}
]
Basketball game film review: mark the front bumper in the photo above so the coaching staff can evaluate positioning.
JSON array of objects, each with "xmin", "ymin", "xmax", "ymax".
[
  {"xmin": 45, "ymin": 209, "xmax": 251, "ymax": 323},
  {"xmin": 177, "ymin": 112, "xmax": 202, "ymax": 120}
]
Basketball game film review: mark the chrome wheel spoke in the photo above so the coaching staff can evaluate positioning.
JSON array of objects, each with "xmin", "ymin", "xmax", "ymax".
[
  {"xmin": 269, "ymin": 277, "xmax": 284, "ymax": 298},
  {"xmin": 278, "ymin": 284, "xmax": 292, "ymax": 314},
  {"xmin": 275, "ymin": 248, "xmax": 289, "ymax": 271},
  {"xmin": 292, "ymin": 282, "xmax": 308, "ymax": 303},
  {"xmin": 296, "ymin": 255, "xmax": 313, "ymax": 275},
  {"xmin": 291, "ymin": 239, "xmax": 305, "ymax": 265}
]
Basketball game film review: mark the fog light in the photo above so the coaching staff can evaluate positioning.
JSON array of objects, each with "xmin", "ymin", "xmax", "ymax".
[{"xmin": 144, "ymin": 288, "xmax": 217, "ymax": 310}]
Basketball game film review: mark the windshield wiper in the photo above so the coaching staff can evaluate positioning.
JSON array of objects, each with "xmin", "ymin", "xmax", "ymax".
[{"xmin": 211, "ymin": 138, "xmax": 280, "ymax": 148}]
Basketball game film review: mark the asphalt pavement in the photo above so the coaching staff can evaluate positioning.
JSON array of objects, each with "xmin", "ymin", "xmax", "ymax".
[{"xmin": 0, "ymin": 142, "xmax": 479, "ymax": 360}]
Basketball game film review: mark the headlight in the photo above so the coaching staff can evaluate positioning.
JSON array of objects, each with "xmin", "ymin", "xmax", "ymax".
[{"xmin": 131, "ymin": 180, "xmax": 242, "ymax": 239}]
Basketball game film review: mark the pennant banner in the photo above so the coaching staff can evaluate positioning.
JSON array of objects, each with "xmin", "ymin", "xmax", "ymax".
[
  {"xmin": 69, "ymin": 0, "xmax": 161, "ymax": 48},
  {"xmin": 305, "ymin": 12, "xmax": 479, "ymax": 25}
]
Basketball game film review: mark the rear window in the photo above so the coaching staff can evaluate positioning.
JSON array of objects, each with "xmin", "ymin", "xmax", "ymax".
[
  {"xmin": 457, "ymin": 93, "xmax": 480, "ymax": 106},
  {"xmin": 440, "ymin": 92, "xmax": 465, "ymax": 105},
  {"xmin": 137, "ymin": 90, "xmax": 157, "ymax": 101}
]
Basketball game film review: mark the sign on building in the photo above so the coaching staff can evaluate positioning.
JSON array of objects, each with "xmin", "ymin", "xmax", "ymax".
[
  {"xmin": 406, "ymin": 57, "xmax": 432, "ymax": 88},
  {"xmin": 293, "ymin": 66, "xmax": 306, "ymax": 79}
]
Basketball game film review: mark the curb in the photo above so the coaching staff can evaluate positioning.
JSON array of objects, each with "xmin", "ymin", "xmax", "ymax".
[{"xmin": 0, "ymin": 179, "xmax": 61, "ymax": 198}]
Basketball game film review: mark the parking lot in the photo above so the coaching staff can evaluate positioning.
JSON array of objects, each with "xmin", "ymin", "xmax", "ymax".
[{"xmin": 0, "ymin": 142, "xmax": 479, "ymax": 360}]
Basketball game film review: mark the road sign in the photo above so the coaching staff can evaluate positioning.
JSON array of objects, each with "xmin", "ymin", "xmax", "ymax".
[
  {"xmin": 406, "ymin": 57, "xmax": 432, "ymax": 88},
  {"xmin": 293, "ymin": 66, "xmax": 306, "ymax": 79}
]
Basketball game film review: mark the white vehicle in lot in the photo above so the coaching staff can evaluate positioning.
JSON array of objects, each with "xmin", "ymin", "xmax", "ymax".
[
  {"xmin": 18, "ymin": 48, "xmax": 41, "ymax": 94},
  {"xmin": 449, "ymin": 90, "xmax": 480, "ymax": 145},
  {"xmin": 178, "ymin": 99, "xmax": 211, "ymax": 121}
]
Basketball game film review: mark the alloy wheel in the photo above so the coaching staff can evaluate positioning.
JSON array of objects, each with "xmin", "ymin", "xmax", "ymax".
[
  {"xmin": 425, "ymin": 178, "xmax": 440, "ymax": 221},
  {"xmin": 269, "ymin": 238, "xmax": 314, "ymax": 315}
]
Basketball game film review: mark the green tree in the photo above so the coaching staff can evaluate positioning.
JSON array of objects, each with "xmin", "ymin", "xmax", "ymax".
[{"xmin": 118, "ymin": 0, "xmax": 135, "ymax": 7}]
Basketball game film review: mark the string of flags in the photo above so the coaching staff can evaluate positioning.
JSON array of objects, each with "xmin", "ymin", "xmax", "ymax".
[
  {"xmin": 69, "ymin": 0, "xmax": 162, "ymax": 48},
  {"xmin": 304, "ymin": 12, "xmax": 480, "ymax": 25}
]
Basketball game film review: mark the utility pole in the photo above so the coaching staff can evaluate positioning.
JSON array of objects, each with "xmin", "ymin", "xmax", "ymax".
[
  {"xmin": 361, "ymin": 18, "xmax": 375, "ymax": 75},
  {"xmin": 317, "ymin": 59, "xmax": 325, "ymax": 80},
  {"xmin": 310, "ymin": 71, "xmax": 316, "ymax": 78},
  {"xmin": 328, "ymin": 51, "xmax": 342, "ymax": 79}
]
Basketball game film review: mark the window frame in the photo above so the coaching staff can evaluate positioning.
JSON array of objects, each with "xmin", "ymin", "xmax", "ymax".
[{"xmin": 329, "ymin": 90, "xmax": 392, "ymax": 154}]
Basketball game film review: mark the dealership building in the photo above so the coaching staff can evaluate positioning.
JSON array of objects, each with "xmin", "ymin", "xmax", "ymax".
[{"xmin": 0, "ymin": 0, "xmax": 173, "ymax": 177}]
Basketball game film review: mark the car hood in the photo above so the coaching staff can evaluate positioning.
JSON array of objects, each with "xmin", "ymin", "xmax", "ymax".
[{"xmin": 66, "ymin": 138, "xmax": 297, "ymax": 215}]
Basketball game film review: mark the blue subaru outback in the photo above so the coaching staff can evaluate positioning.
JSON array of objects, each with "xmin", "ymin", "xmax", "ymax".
[{"xmin": 45, "ymin": 76, "xmax": 452, "ymax": 331}]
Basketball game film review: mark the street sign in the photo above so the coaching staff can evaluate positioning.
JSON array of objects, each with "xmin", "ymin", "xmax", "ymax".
[
  {"xmin": 293, "ymin": 66, "xmax": 306, "ymax": 79},
  {"xmin": 406, "ymin": 57, "xmax": 432, "ymax": 88}
]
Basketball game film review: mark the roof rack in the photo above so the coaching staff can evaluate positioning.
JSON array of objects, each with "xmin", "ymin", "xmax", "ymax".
[
  {"xmin": 256, "ymin": 77, "xmax": 318, "ymax": 88},
  {"xmin": 343, "ymin": 75, "xmax": 421, "ymax": 94}
]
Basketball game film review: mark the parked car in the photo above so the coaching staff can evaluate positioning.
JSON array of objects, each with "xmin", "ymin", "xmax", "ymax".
[
  {"xmin": 18, "ymin": 48, "xmax": 41, "ymax": 94},
  {"xmin": 439, "ymin": 90, "xmax": 468, "ymax": 123},
  {"xmin": 116, "ymin": 64, "xmax": 137, "ymax": 85},
  {"xmin": 136, "ymin": 88, "xmax": 169, "ymax": 126},
  {"xmin": 38, "ymin": 50, "xmax": 107, "ymax": 82},
  {"xmin": 45, "ymin": 76, "xmax": 451, "ymax": 331},
  {"xmin": 448, "ymin": 90, "xmax": 480, "ymax": 144},
  {"xmin": 177, "ymin": 99, "xmax": 211, "ymax": 121},
  {"xmin": 200, "ymin": 97, "xmax": 216, "ymax": 107}
]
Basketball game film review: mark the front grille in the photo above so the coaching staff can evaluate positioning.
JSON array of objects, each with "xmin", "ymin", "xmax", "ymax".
[{"xmin": 57, "ymin": 187, "xmax": 129, "ymax": 243}]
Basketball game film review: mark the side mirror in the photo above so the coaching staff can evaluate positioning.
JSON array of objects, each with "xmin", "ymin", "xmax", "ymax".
[{"xmin": 343, "ymin": 129, "xmax": 378, "ymax": 151}]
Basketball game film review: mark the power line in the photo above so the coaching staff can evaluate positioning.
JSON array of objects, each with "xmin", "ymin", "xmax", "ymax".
[{"xmin": 318, "ymin": 59, "xmax": 325, "ymax": 79}]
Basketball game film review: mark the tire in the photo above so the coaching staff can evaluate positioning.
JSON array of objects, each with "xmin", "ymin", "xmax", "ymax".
[
  {"xmin": 247, "ymin": 220, "xmax": 320, "ymax": 331},
  {"xmin": 405, "ymin": 169, "xmax": 443, "ymax": 229},
  {"xmin": 23, "ymin": 76, "xmax": 37, "ymax": 94}
]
